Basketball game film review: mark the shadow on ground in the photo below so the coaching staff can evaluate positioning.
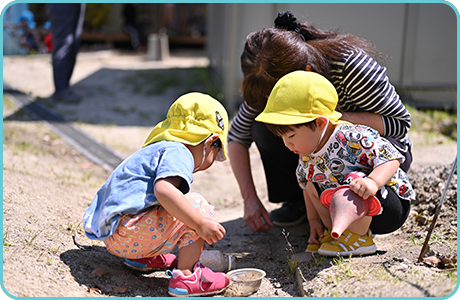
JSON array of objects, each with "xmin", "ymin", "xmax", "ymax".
[
  {"xmin": 61, "ymin": 217, "xmax": 313, "ymax": 297},
  {"xmin": 5, "ymin": 66, "xmax": 224, "ymax": 128}
]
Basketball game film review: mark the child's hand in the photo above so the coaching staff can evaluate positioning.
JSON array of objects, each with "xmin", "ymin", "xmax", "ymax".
[
  {"xmin": 349, "ymin": 177, "xmax": 379, "ymax": 200},
  {"xmin": 196, "ymin": 218, "xmax": 226, "ymax": 246},
  {"xmin": 307, "ymin": 219, "xmax": 324, "ymax": 245}
]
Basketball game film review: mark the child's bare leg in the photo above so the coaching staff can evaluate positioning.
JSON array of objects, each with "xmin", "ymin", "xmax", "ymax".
[
  {"xmin": 177, "ymin": 238, "xmax": 205, "ymax": 276},
  {"xmin": 306, "ymin": 182, "xmax": 332, "ymax": 228},
  {"xmin": 347, "ymin": 216, "xmax": 372, "ymax": 235},
  {"xmin": 330, "ymin": 187, "xmax": 372, "ymax": 236},
  {"xmin": 175, "ymin": 193, "xmax": 215, "ymax": 276},
  {"xmin": 307, "ymin": 183, "xmax": 373, "ymax": 236}
]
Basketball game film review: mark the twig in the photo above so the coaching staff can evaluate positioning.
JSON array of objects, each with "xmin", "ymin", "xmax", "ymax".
[
  {"xmin": 72, "ymin": 232, "xmax": 93, "ymax": 250},
  {"xmin": 418, "ymin": 156, "xmax": 457, "ymax": 262}
]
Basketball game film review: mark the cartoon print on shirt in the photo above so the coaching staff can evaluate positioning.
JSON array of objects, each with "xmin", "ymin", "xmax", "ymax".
[
  {"xmin": 378, "ymin": 143, "xmax": 402, "ymax": 161},
  {"xmin": 297, "ymin": 162, "xmax": 307, "ymax": 186},
  {"xmin": 357, "ymin": 153, "xmax": 370, "ymax": 166},
  {"xmin": 307, "ymin": 164, "xmax": 315, "ymax": 181},
  {"xmin": 301, "ymin": 155, "xmax": 312, "ymax": 168},
  {"xmin": 337, "ymin": 148, "xmax": 357, "ymax": 164},
  {"xmin": 315, "ymin": 156, "xmax": 326, "ymax": 172},
  {"xmin": 328, "ymin": 158, "xmax": 345, "ymax": 174},
  {"xmin": 296, "ymin": 124, "xmax": 415, "ymax": 202},
  {"xmin": 360, "ymin": 136, "xmax": 374, "ymax": 149}
]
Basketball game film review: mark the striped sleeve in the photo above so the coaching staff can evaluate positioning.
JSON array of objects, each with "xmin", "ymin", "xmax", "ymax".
[
  {"xmin": 332, "ymin": 52, "xmax": 411, "ymax": 139},
  {"xmin": 227, "ymin": 102, "xmax": 259, "ymax": 147}
]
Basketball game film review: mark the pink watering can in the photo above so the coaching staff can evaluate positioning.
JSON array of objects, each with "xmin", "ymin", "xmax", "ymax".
[{"xmin": 320, "ymin": 171, "xmax": 382, "ymax": 239}]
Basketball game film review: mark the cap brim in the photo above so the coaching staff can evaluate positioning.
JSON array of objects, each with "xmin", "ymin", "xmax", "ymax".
[
  {"xmin": 255, "ymin": 111, "xmax": 342, "ymax": 125},
  {"xmin": 255, "ymin": 111, "xmax": 317, "ymax": 125},
  {"xmin": 320, "ymin": 185, "xmax": 382, "ymax": 216}
]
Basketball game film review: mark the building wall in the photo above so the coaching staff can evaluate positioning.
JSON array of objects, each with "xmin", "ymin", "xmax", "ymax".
[{"xmin": 207, "ymin": 3, "xmax": 457, "ymax": 113}]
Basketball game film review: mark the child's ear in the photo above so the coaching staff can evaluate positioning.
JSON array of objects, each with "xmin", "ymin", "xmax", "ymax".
[
  {"xmin": 316, "ymin": 116, "xmax": 328, "ymax": 129},
  {"xmin": 206, "ymin": 134, "xmax": 220, "ymax": 148}
]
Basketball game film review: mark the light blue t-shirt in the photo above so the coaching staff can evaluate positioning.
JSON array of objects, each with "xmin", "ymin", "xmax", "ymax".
[{"xmin": 83, "ymin": 141, "xmax": 194, "ymax": 240}]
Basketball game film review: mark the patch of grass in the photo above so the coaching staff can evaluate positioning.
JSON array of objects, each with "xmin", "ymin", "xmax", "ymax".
[
  {"xmin": 112, "ymin": 105, "xmax": 137, "ymax": 116},
  {"xmin": 121, "ymin": 70, "xmax": 180, "ymax": 95},
  {"xmin": 309, "ymin": 254, "xmax": 327, "ymax": 267},
  {"xmin": 3, "ymin": 95, "xmax": 17, "ymax": 110},
  {"xmin": 407, "ymin": 105, "xmax": 457, "ymax": 141},
  {"xmin": 50, "ymin": 245, "xmax": 61, "ymax": 254},
  {"xmin": 119, "ymin": 68, "xmax": 224, "ymax": 101},
  {"xmin": 330, "ymin": 255, "xmax": 358, "ymax": 281},
  {"xmin": 446, "ymin": 270, "xmax": 457, "ymax": 284},
  {"xmin": 24, "ymin": 230, "xmax": 42, "ymax": 246},
  {"xmin": 3, "ymin": 227, "xmax": 13, "ymax": 246},
  {"xmin": 37, "ymin": 252, "xmax": 45, "ymax": 261},
  {"xmin": 83, "ymin": 171, "xmax": 93, "ymax": 181},
  {"xmin": 283, "ymin": 229, "xmax": 299, "ymax": 273},
  {"xmin": 326, "ymin": 275, "xmax": 335, "ymax": 284},
  {"xmin": 188, "ymin": 67, "xmax": 223, "ymax": 101},
  {"xmin": 15, "ymin": 141, "xmax": 32, "ymax": 151},
  {"xmin": 409, "ymin": 235, "xmax": 423, "ymax": 246}
]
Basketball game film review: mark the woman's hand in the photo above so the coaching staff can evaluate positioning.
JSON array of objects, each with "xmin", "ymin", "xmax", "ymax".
[
  {"xmin": 229, "ymin": 141, "xmax": 274, "ymax": 232},
  {"xmin": 243, "ymin": 195, "xmax": 273, "ymax": 232}
]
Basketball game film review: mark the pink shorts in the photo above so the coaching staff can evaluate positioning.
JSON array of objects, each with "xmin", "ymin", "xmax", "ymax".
[{"xmin": 104, "ymin": 192, "xmax": 214, "ymax": 259}]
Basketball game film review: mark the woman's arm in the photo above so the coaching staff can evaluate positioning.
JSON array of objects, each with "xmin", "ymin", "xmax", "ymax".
[
  {"xmin": 228, "ymin": 142, "xmax": 257, "ymax": 202},
  {"xmin": 340, "ymin": 111, "xmax": 384, "ymax": 135},
  {"xmin": 228, "ymin": 142, "xmax": 274, "ymax": 232},
  {"xmin": 228, "ymin": 102, "xmax": 273, "ymax": 232},
  {"xmin": 335, "ymin": 52, "xmax": 411, "ymax": 139}
]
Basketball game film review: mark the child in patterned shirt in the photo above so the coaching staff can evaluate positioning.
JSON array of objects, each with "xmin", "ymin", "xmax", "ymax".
[{"xmin": 256, "ymin": 70, "xmax": 415, "ymax": 256}]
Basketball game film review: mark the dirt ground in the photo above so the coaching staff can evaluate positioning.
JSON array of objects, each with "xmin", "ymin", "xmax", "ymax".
[{"xmin": 2, "ymin": 50, "xmax": 458, "ymax": 298}]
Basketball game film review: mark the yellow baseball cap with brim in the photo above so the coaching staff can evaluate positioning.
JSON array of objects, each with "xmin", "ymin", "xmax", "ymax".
[
  {"xmin": 143, "ymin": 92, "xmax": 229, "ymax": 161},
  {"xmin": 255, "ymin": 71, "xmax": 342, "ymax": 125}
]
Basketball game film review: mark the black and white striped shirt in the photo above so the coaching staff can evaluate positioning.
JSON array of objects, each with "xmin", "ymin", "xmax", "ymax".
[{"xmin": 228, "ymin": 51, "xmax": 411, "ymax": 153}]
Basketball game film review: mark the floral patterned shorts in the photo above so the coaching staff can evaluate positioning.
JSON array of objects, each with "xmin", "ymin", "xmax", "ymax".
[{"xmin": 104, "ymin": 192, "xmax": 214, "ymax": 259}]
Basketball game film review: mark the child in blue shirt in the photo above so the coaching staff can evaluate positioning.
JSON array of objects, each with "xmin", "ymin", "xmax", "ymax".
[{"xmin": 83, "ymin": 92, "xmax": 230, "ymax": 297}]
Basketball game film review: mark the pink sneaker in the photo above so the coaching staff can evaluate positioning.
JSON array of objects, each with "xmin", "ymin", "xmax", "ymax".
[
  {"xmin": 167, "ymin": 262, "xmax": 230, "ymax": 297},
  {"xmin": 124, "ymin": 254, "xmax": 178, "ymax": 272}
]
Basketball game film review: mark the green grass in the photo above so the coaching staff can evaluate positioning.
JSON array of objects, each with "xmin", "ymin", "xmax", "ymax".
[
  {"xmin": 118, "ymin": 67, "xmax": 223, "ymax": 100},
  {"xmin": 407, "ymin": 105, "xmax": 457, "ymax": 141}
]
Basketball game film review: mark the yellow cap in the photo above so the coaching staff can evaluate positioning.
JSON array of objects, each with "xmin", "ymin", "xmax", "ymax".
[
  {"xmin": 255, "ymin": 71, "xmax": 342, "ymax": 125},
  {"xmin": 143, "ymin": 92, "xmax": 229, "ymax": 161}
]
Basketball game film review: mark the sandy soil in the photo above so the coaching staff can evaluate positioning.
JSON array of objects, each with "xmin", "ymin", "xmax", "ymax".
[{"xmin": 2, "ymin": 50, "xmax": 458, "ymax": 298}]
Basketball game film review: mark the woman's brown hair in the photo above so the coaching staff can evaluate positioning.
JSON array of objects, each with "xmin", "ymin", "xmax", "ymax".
[{"xmin": 240, "ymin": 16, "xmax": 382, "ymax": 111}]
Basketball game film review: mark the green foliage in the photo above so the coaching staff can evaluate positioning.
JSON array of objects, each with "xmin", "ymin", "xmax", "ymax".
[{"xmin": 407, "ymin": 105, "xmax": 457, "ymax": 141}]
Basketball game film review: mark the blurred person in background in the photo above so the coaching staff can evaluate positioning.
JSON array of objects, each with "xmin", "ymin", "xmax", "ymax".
[
  {"xmin": 122, "ymin": 3, "xmax": 147, "ymax": 52},
  {"xmin": 46, "ymin": 3, "xmax": 86, "ymax": 104},
  {"xmin": 3, "ymin": 9, "xmax": 47, "ymax": 54},
  {"xmin": 17, "ymin": 10, "xmax": 47, "ymax": 53}
]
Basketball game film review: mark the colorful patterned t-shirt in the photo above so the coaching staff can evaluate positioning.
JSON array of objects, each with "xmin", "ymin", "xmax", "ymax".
[{"xmin": 296, "ymin": 123, "xmax": 415, "ymax": 201}]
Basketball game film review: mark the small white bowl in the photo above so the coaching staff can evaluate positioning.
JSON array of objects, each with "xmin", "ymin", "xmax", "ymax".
[{"xmin": 225, "ymin": 268, "xmax": 266, "ymax": 296}]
